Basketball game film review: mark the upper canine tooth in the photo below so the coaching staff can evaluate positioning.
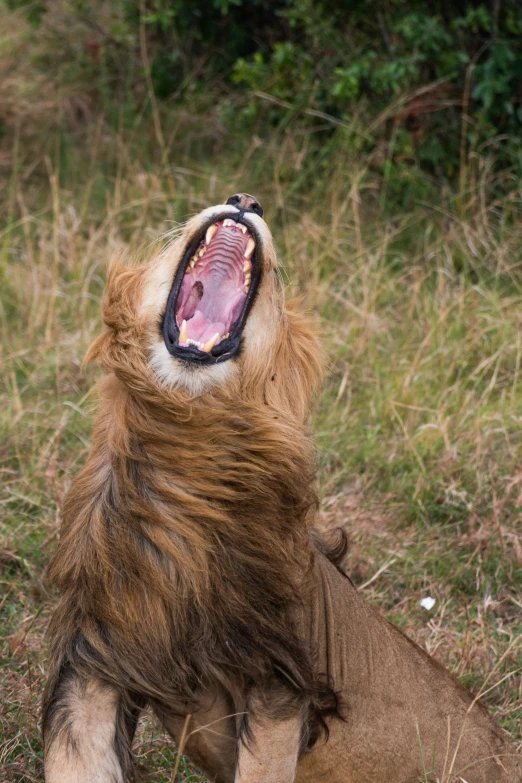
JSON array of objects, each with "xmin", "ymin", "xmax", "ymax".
[
  {"xmin": 179, "ymin": 319, "xmax": 188, "ymax": 343},
  {"xmin": 240, "ymin": 225, "xmax": 247, "ymax": 234},
  {"xmin": 205, "ymin": 224, "xmax": 218, "ymax": 245},
  {"xmin": 202, "ymin": 332, "xmax": 220, "ymax": 352},
  {"xmin": 244, "ymin": 237, "xmax": 255, "ymax": 259}
]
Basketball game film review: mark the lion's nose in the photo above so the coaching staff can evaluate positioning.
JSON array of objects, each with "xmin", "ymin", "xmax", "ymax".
[{"xmin": 225, "ymin": 193, "xmax": 263, "ymax": 218}]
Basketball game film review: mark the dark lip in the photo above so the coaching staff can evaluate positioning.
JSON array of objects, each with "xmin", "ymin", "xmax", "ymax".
[{"xmin": 161, "ymin": 211, "xmax": 262, "ymax": 365}]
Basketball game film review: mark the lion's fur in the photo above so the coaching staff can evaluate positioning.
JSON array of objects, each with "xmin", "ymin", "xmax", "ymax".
[
  {"xmin": 42, "ymin": 203, "xmax": 521, "ymax": 783},
  {"xmin": 43, "ymin": 206, "xmax": 337, "ymax": 777}
]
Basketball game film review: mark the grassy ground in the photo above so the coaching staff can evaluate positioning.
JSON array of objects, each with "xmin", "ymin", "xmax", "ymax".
[{"xmin": 1, "ymin": 65, "xmax": 522, "ymax": 781}]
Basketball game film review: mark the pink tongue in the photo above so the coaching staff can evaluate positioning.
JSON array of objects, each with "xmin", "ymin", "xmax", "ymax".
[
  {"xmin": 185, "ymin": 310, "xmax": 225, "ymax": 343},
  {"xmin": 183, "ymin": 290, "xmax": 246, "ymax": 345}
]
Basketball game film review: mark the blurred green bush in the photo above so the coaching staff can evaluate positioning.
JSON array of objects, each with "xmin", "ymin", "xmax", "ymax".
[{"xmin": 4, "ymin": 0, "xmax": 522, "ymax": 182}]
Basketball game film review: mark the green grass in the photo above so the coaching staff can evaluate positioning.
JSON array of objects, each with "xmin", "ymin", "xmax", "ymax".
[{"xmin": 1, "ymin": 31, "xmax": 522, "ymax": 780}]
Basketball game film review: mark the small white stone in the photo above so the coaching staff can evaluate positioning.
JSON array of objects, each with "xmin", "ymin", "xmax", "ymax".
[{"xmin": 420, "ymin": 596, "xmax": 436, "ymax": 611}]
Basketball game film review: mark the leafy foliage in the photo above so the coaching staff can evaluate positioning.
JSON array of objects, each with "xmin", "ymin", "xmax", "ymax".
[{"xmin": 4, "ymin": 0, "xmax": 522, "ymax": 192}]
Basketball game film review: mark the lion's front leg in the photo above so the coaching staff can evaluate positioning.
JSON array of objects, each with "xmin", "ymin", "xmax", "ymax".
[
  {"xmin": 159, "ymin": 690, "xmax": 238, "ymax": 783},
  {"xmin": 43, "ymin": 668, "xmax": 140, "ymax": 783},
  {"xmin": 235, "ymin": 699, "xmax": 305, "ymax": 783}
]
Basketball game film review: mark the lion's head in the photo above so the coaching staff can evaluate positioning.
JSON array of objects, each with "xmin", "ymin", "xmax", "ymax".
[{"xmin": 88, "ymin": 194, "xmax": 322, "ymax": 419}]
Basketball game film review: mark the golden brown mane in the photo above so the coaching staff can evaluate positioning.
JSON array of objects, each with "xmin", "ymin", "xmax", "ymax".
[{"xmin": 44, "ymin": 212, "xmax": 336, "ymax": 769}]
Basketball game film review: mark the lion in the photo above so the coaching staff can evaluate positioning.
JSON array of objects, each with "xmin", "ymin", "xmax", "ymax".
[{"xmin": 43, "ymin": 193, "xmax": 521, "ymax": 783}]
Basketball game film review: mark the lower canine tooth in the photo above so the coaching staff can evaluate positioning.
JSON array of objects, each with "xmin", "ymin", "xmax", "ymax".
[
  {"xmin": 244, "ymin": 237, "xmax": 255, "ymax": 259},
  {"xmin": 202, "ymin": 332, "xmax": 220, "ymax": 352},
  {"xmin": 179, "ymin": 319, "xmax": 188, "ymax": 343},
  {"xmin": 205, "ymin": 224, "xmax": 218, "ymax": 245}
]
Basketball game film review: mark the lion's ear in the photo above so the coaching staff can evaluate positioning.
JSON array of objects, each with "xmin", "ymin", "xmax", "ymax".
[
  {"xmin": 284, "ymin": 300, "xmax": 324, "ymax": 394},
  {"xmin": 252, "ymin": 299, "xmax": 323, "ymax": 422},
  {"xmin": 102, "ymin": 261, "xmax": 146, "ymax": 331},
  {"xmin": 277, "ymin": 300, "xmax": 324, "ymax": 420},
  {"xmin": 83, "ymin": 259, "xmax": 146, "ymax": 368},
  {"xmin": 83, "ymin": 329, "xmax": 112, "ymax": 367}
]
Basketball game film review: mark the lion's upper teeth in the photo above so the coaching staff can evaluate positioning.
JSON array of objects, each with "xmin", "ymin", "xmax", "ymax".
[
  {"xmin": 244, "ymin": 237, "xmax": 255, "ymax": 259},
  {"xmin": 205, "ymin": 224, "xmax": 218, "ymax": 245}
]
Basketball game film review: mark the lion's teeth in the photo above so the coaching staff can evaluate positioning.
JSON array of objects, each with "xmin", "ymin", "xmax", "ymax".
[
  {"xmin": 205, "ymin": 224, "xmax": 218, "ymax": 245},
  {"xmin": 244, "ymin": 237, "xmax": 255, "ymax": 259},
  {"xmin": 189, "ymin": 255, "xmax": 197, "ymax": 269},
  {"xmin": 224, "ymin": 218, "xmax": 236, "ymax": 227},
  {"xmin": 240, "ymin": 224, "xmax": 247, "ymax": 234},
  {"xmin": 245, "ymin": 282, "xmax": 250, "ymax": 292},
  {"xmin": 179, "ymin": 320, "xmax": 188, "ymax": 343},
  {"xmin": 202, "ymin": 332, "xmax": 220, "ymax": 352},
  {"xmin": 198, "ymin": 246, "xmax": 206, "ymax": 258},
  {"xmin": 243, "ymin": 259, "xmax": 251, "ymax": 273}
]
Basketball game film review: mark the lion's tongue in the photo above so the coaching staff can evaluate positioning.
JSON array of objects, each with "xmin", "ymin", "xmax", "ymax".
[
  {"xmin": 185, "ymin": 311, "xmax": 225, "ymax": 344},
  {"xmin": 182, "ymin": 289, "xmax": 245, "ymax": 345}
]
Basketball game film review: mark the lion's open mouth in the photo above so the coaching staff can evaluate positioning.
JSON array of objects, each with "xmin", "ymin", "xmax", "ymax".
[{"xmin": 162, "ymin": 215, "xmax": 260, "ymax": 364}]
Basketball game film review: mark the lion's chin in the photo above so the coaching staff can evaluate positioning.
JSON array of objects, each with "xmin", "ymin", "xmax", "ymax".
[
  {"xmin": 162, "ymin": 212, "xmax": 261, "ymax": 366},
  {"xmin": 148, "ymin": 339, "xmax": 240, "ymax": 396}
]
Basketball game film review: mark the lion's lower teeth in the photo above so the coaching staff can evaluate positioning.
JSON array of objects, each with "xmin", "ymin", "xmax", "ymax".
[{"xmin": 179, "ymin": 320, "xmax": 188, "ymax": 343}]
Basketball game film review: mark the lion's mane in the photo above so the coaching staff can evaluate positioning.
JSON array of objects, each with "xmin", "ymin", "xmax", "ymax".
[{"xmin": 43, "ymin": 253, "xmax": 338, "ymax": 761}]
